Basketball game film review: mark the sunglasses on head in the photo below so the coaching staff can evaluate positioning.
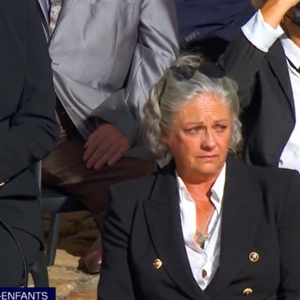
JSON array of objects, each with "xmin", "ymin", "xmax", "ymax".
[
  {"xmin": 159, "ymin": 62, "xmax": 226, "ymax": 103},
  {"xmin": 170, "ymin": 61, "xmax": 225, "ymax": 81}
]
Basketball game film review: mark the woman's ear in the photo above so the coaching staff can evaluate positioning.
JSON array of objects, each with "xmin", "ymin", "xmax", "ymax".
[{"xmin": 160, "ymin": 124, "xmax": 169, "ymax": 145}]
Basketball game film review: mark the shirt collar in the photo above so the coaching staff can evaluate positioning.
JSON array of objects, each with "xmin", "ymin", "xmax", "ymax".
[
  {"xmin": 280, "ymin": 34, "xmax": 300, "ymax": 70},
  {"xmin": 176, "ymin": 163, "xmax": 226, "ymax": 214}
]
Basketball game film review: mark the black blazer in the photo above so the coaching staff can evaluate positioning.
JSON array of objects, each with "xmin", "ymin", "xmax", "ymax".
[
  {"xmin": 99, "ymin": 156, "xmax": 300, "ymax": 300},
  {"xmin": 219, "ymin": 33, "xmax": 294, "ymax": 168},
  {"xmin": 0, "ymin": 0, "xmax": 58, "ymax": 241}
]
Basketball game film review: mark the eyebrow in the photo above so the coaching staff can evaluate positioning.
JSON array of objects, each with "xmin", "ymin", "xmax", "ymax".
[{"xmin": 184, "ymin": 119, "xmax": 229, "ymax": 125}]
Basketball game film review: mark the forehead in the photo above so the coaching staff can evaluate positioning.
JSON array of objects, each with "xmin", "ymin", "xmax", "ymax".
[{"xmin": 177, "ymin": 93, "xmax": 230, "ymax": 117}]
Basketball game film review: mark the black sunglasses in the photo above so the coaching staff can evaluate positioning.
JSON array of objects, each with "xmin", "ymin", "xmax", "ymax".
[
  {"xmin": 159, "ymin": 62, "xmax": 225, "ymax": 103},
  {"xmin": 171, "ymin": 61, "xmax": 225, "ymax": 81}
]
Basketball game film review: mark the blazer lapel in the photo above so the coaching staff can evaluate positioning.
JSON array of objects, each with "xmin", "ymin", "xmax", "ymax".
[
  {"xmin": 267, "ymin": 40, "xmax": 295, "ymax": 119},
  {"xmin": 37, "ymin": 0, "xmax": 49, "ymax": 24},
  {"xmin": 144, "ymin": 163, "xmax": 209, "ymax": 300},
  {"xmin": 205, "ymin": 156, "xmax": 262, "ymax": 298}
]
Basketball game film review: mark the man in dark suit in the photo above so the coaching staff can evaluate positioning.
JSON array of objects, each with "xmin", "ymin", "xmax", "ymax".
[
  {"xmin": 219, "ymin": 0, "xmax": 300, "ymax": 170},
  {"xmin": 174, "ymin": 0, "xmax": 256, "ymax": 56},
  {"xmin": 0, "ymin": 0, "xmax": 58, "ymax": 286}
]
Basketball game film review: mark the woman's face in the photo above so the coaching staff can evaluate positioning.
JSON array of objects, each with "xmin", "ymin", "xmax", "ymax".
[{"xmin": 163, "ymin": 93, "xmax": 233, "ymax": 181}]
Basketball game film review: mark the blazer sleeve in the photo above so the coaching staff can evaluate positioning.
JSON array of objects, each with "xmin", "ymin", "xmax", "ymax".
[
  {"xmin": 277, "ymin": 171, "xmax": 300, "ymax": 300},
  {"xmin": 90, "ymin": 0, "xmax": 179, "ymax": 146},
  {"xmin": 99, "ymin": 186, "xmax": 136, "ymax": 300},
  {"xmin": 218, "ymin": 32, "xmax": 265, "ymax": 109},
  {"xmin": 0, "ymin": 0, "xmax": 59, "ymax": 182}
]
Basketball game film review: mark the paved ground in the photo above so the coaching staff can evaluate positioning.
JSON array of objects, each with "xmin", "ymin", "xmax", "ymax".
[{"xmin": 29, "ymin": 212, "xmax": 100, "ymax": 300}]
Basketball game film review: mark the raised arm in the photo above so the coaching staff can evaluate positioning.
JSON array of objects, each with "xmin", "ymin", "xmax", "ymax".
[{"xmin": 219, "ymin": 0, "xmax": 296, "ymax": 109}]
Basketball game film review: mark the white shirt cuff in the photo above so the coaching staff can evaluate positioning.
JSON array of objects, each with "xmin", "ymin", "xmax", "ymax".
[{"xmin": 241, "ymin": 10, "xmax": 284, "ymax": 53}]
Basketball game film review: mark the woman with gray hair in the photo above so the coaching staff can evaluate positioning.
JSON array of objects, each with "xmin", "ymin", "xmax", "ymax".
[{"xmin": 98, "ymin": 56, "xmax": 300, "ymax": 300}]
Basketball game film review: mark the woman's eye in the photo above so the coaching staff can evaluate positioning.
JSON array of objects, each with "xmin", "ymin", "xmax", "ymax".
[
  {"xmin": 214, "ymin": 125, "xmax": 227, "ymax": 132},
  {"xmin": 185, "ymin": 127, "xmax": 200, "ymax": 135}
]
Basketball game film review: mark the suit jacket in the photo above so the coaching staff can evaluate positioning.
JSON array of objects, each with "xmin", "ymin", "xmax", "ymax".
[
  {"xmin": 0, "ymin": 0, "xmax": 58, "ymax": 242},
  {"xmin": 37, "ymin": 0, "xmax": 179, "ymax": 161},
  {"xmin": 99, "ymin": 156, "xmax": 300, "ymax": 300},
  {"xmin": 219, "ymin": 33, "xmax": 294, "ymax": 168},
  {"xmin": 174, "ymin": 0, "xmax": 256, "ymax": 48}
]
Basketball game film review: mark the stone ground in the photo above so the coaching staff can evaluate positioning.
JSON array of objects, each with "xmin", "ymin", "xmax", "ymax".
[{"xmin": 29, "ymin": 212, "xmax": 99, "ymax": 300}]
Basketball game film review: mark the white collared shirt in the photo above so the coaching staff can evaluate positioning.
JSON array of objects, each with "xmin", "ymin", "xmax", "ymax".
[
  {"xmin": 242, "ymin": 11, "xmax": 300, "ymax": 173},
  {"xmin": 176, "ymin": 164, "xmax": 226, "ymax": 290}
]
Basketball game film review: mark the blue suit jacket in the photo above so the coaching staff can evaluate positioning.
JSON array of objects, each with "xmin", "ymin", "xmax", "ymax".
[{"xmin": 174, "ymin": 0, "xmax": 256, "ymax": 48}]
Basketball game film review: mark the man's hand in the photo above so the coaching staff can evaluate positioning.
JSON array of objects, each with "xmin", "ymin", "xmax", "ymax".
[{"xmin": 83, "ymin": 123, "xmax": 130, "ymax": 170}]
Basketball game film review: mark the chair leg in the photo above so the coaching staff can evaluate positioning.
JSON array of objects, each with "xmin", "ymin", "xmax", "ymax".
[
  {"xmin": 30, "ymin": 250, "xmax": 49, "ymax": 287},
  {"xmin": 46, "ymin": 213, "xmax": 62, "ymax": 266}
]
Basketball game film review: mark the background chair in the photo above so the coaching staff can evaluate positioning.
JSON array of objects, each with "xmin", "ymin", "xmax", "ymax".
[
  {"xmin": 41, "ymin": 187, "xmax": 88, "ymax": 266},
  {"xmin": 27, "ymin": 161, "xmax": 49, "ymax": 287},
  {"xmin": 28, "ymin": 161, "xmax": 88, "ymax": 287},
  {"xmin": 29, "ymin": 250, "xmax": 49, "ymax": 287}
]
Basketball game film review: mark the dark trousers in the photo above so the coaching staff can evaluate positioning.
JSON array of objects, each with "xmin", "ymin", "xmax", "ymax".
[{"xmin": 0, "ymin": 227, "xmax": 40, "ymax": 287}]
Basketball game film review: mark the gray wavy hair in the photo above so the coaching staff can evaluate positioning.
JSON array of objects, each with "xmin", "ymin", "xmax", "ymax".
[{"xmin": 142, "ymin": 55, "xmax": 242, "ymax": 158}]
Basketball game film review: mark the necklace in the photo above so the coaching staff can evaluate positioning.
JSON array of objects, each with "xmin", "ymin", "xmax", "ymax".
[{"xmin": 195, "ymin": 211, "xmax": 222, "ymax": 249}]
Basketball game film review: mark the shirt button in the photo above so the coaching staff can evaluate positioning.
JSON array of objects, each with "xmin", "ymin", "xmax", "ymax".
[{"xmin": 202, "ymin": 269, "xmax": 207, "ymax": 278}]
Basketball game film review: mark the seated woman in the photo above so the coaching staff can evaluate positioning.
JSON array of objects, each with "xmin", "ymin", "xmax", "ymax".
[
  {"xmin": 0, "ymin": 0, "xmax": 58, "ymax": 286},
  {"xmin": 98, "ymin": 56, "xmax": 300, "ymax": 300}
]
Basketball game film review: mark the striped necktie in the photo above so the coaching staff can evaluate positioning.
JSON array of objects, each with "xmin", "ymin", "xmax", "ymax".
[{"xmin": 49, "ymin": 0, "xmax": 62, "ymax": 35}]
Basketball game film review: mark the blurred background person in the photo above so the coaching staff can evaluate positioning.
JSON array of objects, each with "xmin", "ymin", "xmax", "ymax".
[
  {"xmin": 38, "ymin": 0, "xmax": 179, "ymax": 274},
  {"xmin": 0, "ymin": 0, "xmax": 58, "ymax": 286},
  {"xmin": 220, "ymin": 0, "xmax": 300, "ymax": 171},
  {"xmin": 99, "ymin": 56, "xmax": 300, "ymax": 300}
]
